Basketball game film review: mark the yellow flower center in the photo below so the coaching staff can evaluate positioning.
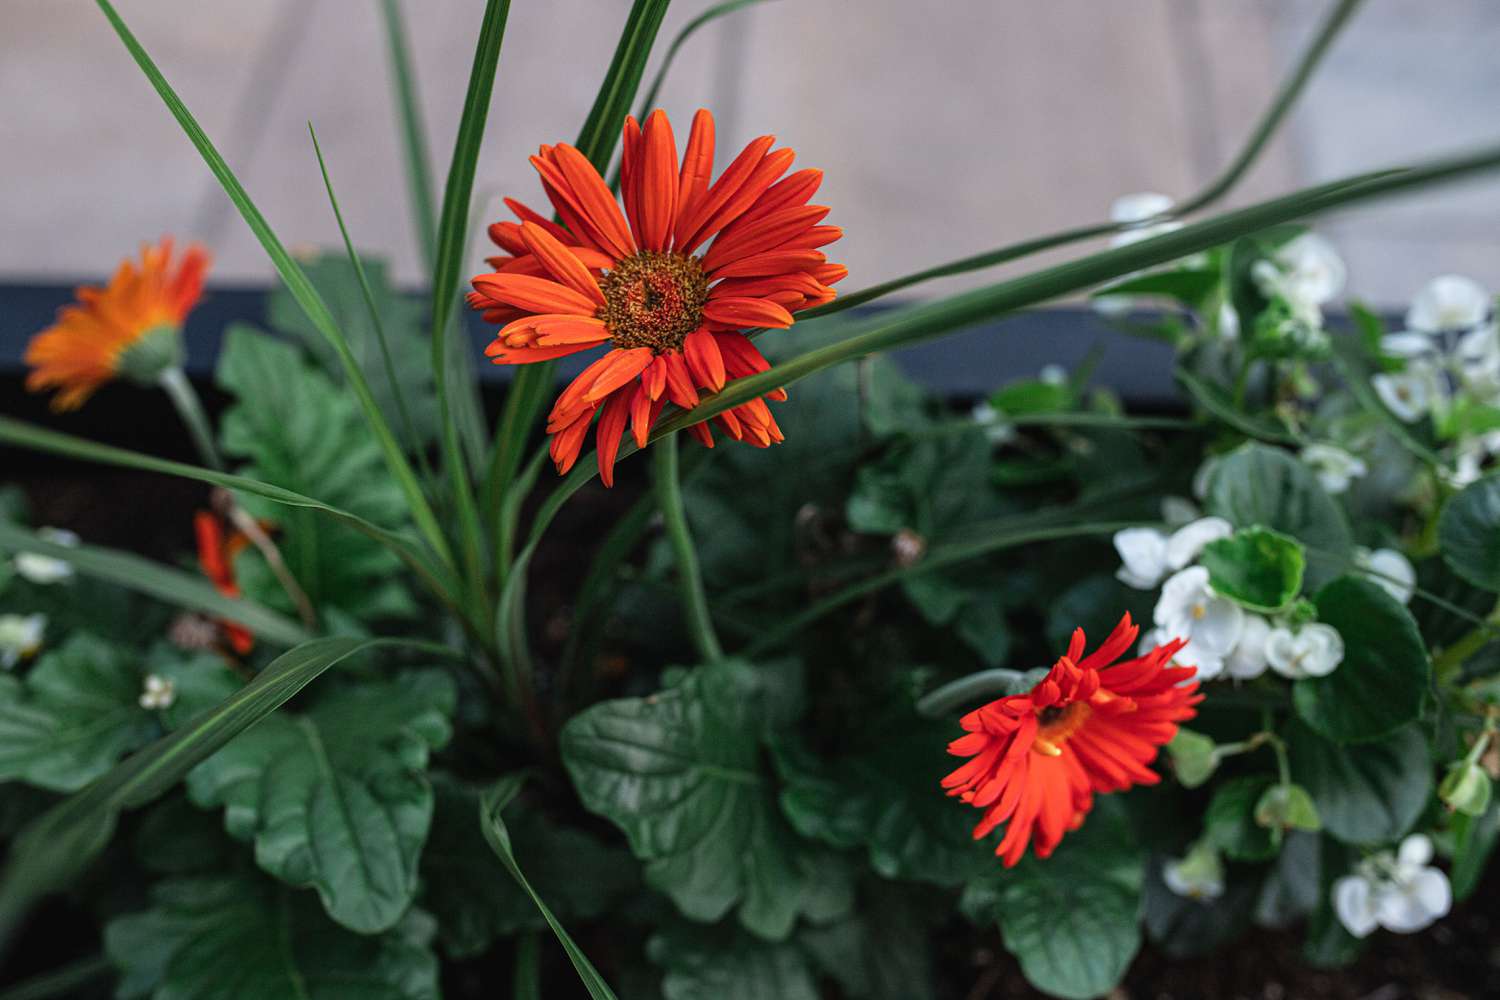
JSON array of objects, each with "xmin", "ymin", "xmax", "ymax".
[
  {"xmin": 600, "ymin": 251, "xmax": 709, "ymax": 353},
  {"xmin": 1191, "ymin": 602, "xmax": 1207, "ymax": 620},
  {"xmin": 1034, "ymin": 702, "xmax": 1092, "ymax": 757}
]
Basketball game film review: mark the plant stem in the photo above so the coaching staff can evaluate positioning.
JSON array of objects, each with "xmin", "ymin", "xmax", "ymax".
[
  {"xmin": 917, "ymin": 668, "xmax": 1031, "ymax": 718},
  {"xmin": 158, "ymin": 366, "xmax": 223, "ymax": 471},
  {"xmin": 654, "ymin": 434, "xmax": 722, "ymax": 663},
  {"xmin": 1436, "ymin": 598, "xmax": 1500, "ymax": 681}
]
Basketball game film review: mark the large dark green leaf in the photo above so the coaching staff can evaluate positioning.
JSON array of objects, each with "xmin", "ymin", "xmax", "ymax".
[
  {"xmin": 1205, "ymin": 443, "xmax": 1353, "ymax": 585},
  {"xmin": 1287, "ymin": 720, "xmax": 1431, "ymax": 844},
  {"xmin": 647, "ymin": 924, "xmax": 818, "ymax": 1000},
  {"xmin": 1254, "ymin": 830, "xmax": 1320, "ymax": 928},
  {"xmin": 0, "ymin": 634, "xmax": 158, "ymax": 792},
  {"xmin": 422, "ymin": 775, "xmax": 636, "ymax": 959},
  {"xmin": 105, "ymin": 872, "xmax": 440, "ymax": 1000},
  {"xmin": 187, "ymin": 670, "xmax": 455, "ymax": 933},
  {"xmin": 216, "ymin": 325, "xmax": 414, "ymax": 619},
  {"xmin": 560, "ymin": 659, "xmax": 820, "ymax": 940},
  {"xmin": 1439, "ymin": 474, "xmax": 1500, "ymax": 592},
  {"xmin": 267, "ymin": 252, "xmax": 438, "ymax": 447},
  {"xmin": 1452, "ymin": 795, "xmax": 1500, "ymax": 901},
  {"xmin": 0, "ymin": 637, "xmax": 416, "ymax": 945},
  {"xmin": 775, "ymin": 711, "xmax": 989, "ymax": 888},
  {"xmin": 800, "ymin": 881, "xmax": 937, "ymax": 1000},
  {"xmin": 1142, "ymin": 855, "xmax": 1257, "ymax": 959},
  {"xmin": 1294, "ymin": 576, "xmax": 1429, "ymax": 743},
  {"xmin": 962, "ymin": 804, "xmax": 1144, "ymax": 1000}
]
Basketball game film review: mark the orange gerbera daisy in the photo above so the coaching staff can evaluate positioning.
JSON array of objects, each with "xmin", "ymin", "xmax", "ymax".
[
  {"xmin": 467, "ymin": 108, "xmax": 845, "ymax": 486},
  {"xmin": 25, "ymin": 238, "xmax": 210, "ymax": 411},
  {"xmin": 194, "ymin": 510, "xmax": 254, "ymax": 656},
  {"xmin": 942, "ymin": 614, "xmax": 1202, "ymax": 867}
]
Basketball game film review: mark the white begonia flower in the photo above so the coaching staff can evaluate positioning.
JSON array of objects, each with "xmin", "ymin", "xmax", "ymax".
[
  {"xmin": 138, "ymin": 674, "xmax": 176, "ymax": 711},
  {"xmin": 1216, "ymin": 300, "xmax": 1240, "ymax": 341},
  {"xmin": 970, "ymin": 401, "xmax": 1016, "ymax": 445},
  {"xmin": 1373, "ymin": 360, "xmax": 1448, "ymax": 423},
  {"xmin": 1164, "ymin": 516, "xmax": 1234, "ymax": 571},
  {"xmin": 1455, "ymin": 323, "xmax": 1500, "ymax": 399},
  {"xmin": 1114, "ymin": 527, "xmax": 1170, "ymax": 590},
  {"xmin": 1299, "ymin": 443, "xmax": 1367, "ymax": 495},
  {"xmin": 1273, "ymin": 233, "xmax": 1347, "ymax": 310},
  {"xmin": 1162, "ymin": 841, "xmax": 1225, "ymax": 901},
  {"xmin": 1153, "ymin": 567, "xmax": 1244, "ymax": 682},
  {"xmin": 14, "ymin": 528, "xmax": 80, "ymax": 585},
  {"xmin": 1224, "ymin": 614, "xmax": 1272, "ymax": 680},
  {"xmin": 1333, "ymin": 834, "xmax": 1451, "ymax": 939},
  {"xmin": 1160, "ymin": 496, "xmax": 1200, "ymax": 528},
  {"xmin": 1264, "ymin": 623, "xmax": 1344, "ymax": 679},
  {"xmin": 1380, "ymin": 331, "xmax": 1439, "ymax": 360},
  {"xmin": 1406, "ymin": 274, "xmax": 1490, "ymax": 333},
  {"xmin": 1356, "ymin": 547, "xmax": 1416, "ymax": 605},
  {"xmin": 0, "ymin": 614, "xmax": 46, "ymax": 669},
  {"xmin": 1108, "ymin": 192, "xmax": 1179, "ymax": 247}
]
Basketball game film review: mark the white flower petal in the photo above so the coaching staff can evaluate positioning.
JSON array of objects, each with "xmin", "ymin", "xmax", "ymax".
[
  {"xmin": 1264, "ymin": 627, "xmax": 1303, "ymax": 679},
  {"xmin": 1406, "ymin": 274, "xmax": 1490, "ymax": 333},
  {"xmin": 1225, "ymin": 615, "xmax": 1272, "ymax": 680},
  {"xmin": 1333, "ymin": 875, "xmax": 1379, "ymax": 938},
  {"xmin": 1359, "ymin": 548, "xmax": 1416, "ymax": 605},
  {"xmin": 1372, "ymin": 371, "xmax": 1431, "ymax": 423},
  {"xmin": 1380, "ymin": 332, "xmax": 1440, "ymax": 359},
  {"xmin": 1300, "ymin": 443, "xmax": 1367, "ymax": 495},
  {"xmin": 1193, "ymin": 599, "xmax": 1246, "ymax": 655},
  {"xmin": 1275, "ymin": 234, "xmax": 1346, "ymax": 307},
  {"xmin": 1165, "ymin": 517, "xmax": 1234, "ymax": 570},
  {"xmin": 1397, "ymin": 834, "xmax": 1434, "ymax": 869},
  {"xmin": 1296, "ymin": 623, "xmax": 1345, "ymax": 678},
  {"xmin": 1114, "ymin": 528, "xmax": 1169, "ymax": 590}
]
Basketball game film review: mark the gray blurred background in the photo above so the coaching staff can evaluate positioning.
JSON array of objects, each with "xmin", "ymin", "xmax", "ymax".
[{"xmin": 3, "ymin": 0, "xmax": 1498, "ymax": 307}]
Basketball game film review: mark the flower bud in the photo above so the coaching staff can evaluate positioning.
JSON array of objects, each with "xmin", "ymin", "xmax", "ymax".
[
  {"xmin": 1255, "ymin": 782, "xmax": 1321, "ymax": 833},
  {"xmin": 1168, "ymin": 730, "xmax": 1218, "ymax": 789},
  {"xmin": 115, "ymin": 323, "xmax": 185, "ymax": 387},
  {"xmin": 1439, "ymin": 759, "xmax": 1492, "ymax": 818}
]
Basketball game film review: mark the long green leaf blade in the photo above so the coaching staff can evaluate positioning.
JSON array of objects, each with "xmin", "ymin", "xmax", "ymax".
[
  {"xmin": 0, "ymin": 636, "xmax": 441, "ymax": 944},
  {"xmin": 0, "ymin": 520, "xmax": 310, "ymax": 647},
  {"xmin": 377, "ymin": 0, "xmax": 438, "ymax": 268},
  {"xmin": 480, "ymin": 777, "xmax": 620, "ymax": 1000},
  {"xmin": 93, "ymin": 0, "xmax": 452, "ymax": 573}
]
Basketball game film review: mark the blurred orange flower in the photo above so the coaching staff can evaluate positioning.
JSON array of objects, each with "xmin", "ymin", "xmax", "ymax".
[
  {"xmin": 942, "ymin": 614, "xmax": 1202, "ymax": 867},
  {"xmin": 24, "ymin": 238, "xmax": 210, "ymax": 411},
  {"xmin": 194, "ymin": 510, "xmax": 255, "ymax": 657},
  {"xmin": 468, "ymin": 108, "xmax": 845, "ymax": 486}
]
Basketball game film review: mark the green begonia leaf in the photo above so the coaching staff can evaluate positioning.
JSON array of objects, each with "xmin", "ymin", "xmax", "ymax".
[
  {"xmin": 1200, "ymin": 526, "xmax": 1306, "ymax": 612},
  {"xmin": 187, "ymin": 670, "xmax": 455, "ymax": 933}
]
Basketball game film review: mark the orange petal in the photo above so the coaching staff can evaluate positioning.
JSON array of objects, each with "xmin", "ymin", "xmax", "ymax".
[
  {"xmin": 551, "ymin": 143, "xmax": 636, "ymax": 259},
  {"xmin": 683, "ymin": 327, "xmax": 726, "ymax": 391},
  {"xmin": 519, "ymin": 222, "xmax": 605, "ymax": 305},
  {"xmin": 550, "ymin": 352, "xmax": 624, "ymax": 429},
  {"xmin": 708, "ymin": 249, "xmax": 826, "ymax": 280},
  {"xmin": 584, "ymin": 346, "xmax": 654, "ymax": 402},
  {"xmin": 487, "ymin": 221, "xmax": 526, "ymax": 255},
  {"xmin": 644, "ymin": 355, "xmax": 669, "ymax": 401},
  {"xmin": 737, "ymin": 168, "xmax": 822, "ymax": 227},
  {"xmin": 595, "ymin": 392, "xmax": 633, "ymax": 488},
  {"xmin": 687, "ymin": 421, "xmax": 715, "ymax": 449},
  {"xmin": 676, "ymin": 109, "xmax": 716, "ymax": 231},
  {"xmin": 471, "ymin": 273, "xmax": 599, "ymax": 315},
  {"xmin": 675, "ymin": 134, "xmax": 774, "ymax": 252},
  {"xmin": 505, "ymin": 197, "xmax": 573, "ymax": 244},
  {"xmin": 701, "ymin": 205, "xmax": 830, "ymax": 273},
  {"xmin": 550, "ymin": 408, "xmax": 594, "ymax": 475},
  {"xmin": 533, "ymin": 317, "xmax": 611, "ymax": 346},
  {"xmin": 639, "ymin": 110, "xmax": 679, "ymax": 252},
  {"xmin": 702, "ymin": 297, "xmax": 794, "ymax": 330},
  {"xmin": 662, "ymin": 351, "xmax": 700, "ymax": 408},
  {"xmin": 682, "ymin": 146, "xmax": 794, "ymax": 254},
  {"xmin": 781, "ymin": 224, "xmax": 843, "ymax": 252},
  {"xmin": 485, "ymin": 342, "xmax": 593, "ymax": 365},
  {"xmin": 629, "ymin": 383, "xmax": 655, "ymax": 448}
]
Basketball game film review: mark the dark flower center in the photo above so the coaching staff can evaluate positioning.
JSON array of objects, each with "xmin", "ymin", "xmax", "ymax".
[
  {"xmin": 1038, "ymin": 705, "xmax": 1066, "ymax": 726},
  {"xmin": 600, "ymin": 251, "xmax": 709, "ymax": 353}
]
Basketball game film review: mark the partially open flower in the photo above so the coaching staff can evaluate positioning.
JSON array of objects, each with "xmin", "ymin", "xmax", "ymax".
[
  {"xmin": 194, "ymin": 510, "xmax": 255, "ymax": 656},
  {"xmin": 1163, "ymin": 838, "xmax": 1226, "ymax": 901},
  {"xmin": 0, "ymin": 614, "xmax": 46, "ymax": 669},
  {"xmin": 1153, "ymin": 566, "xmax": 1244, "ymax": 680},
  {"xmin": 24, "ymin": 239, "xmax": 208, "ymax": 411},
  {"xmin": 1299, "ymin": 443, "xmax": 1367, "ymax": 495},
  {"xmin": 14, "ymin": 528, "xmax": 79, "ymax": 585},
  {"xmin": 469, "ymin": 109, "xmax": 844, "ymax": 486},
  {"xmin": 138, "ymin": 673, "xmax": 176, "ymax": 711},
  {"xmin": 1406, "ymin": 274, "xmax": 1490, "ymax": 334},
  {"xmin": 1333, "ymin": 835, "xmax": 1451, "ymax": 938},
  {"xmin": 1264, "ymin": 622, "xmax": 1344, "ymax": 679},
  {"xmin": 942, "ymin": 614, "xmax": 1201, "ymax": 867}
]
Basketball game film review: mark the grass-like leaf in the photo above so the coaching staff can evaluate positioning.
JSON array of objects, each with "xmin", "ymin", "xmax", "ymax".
[
  {"xmin": 480, "ymin": 776, "xmax": 621, "ymax": 1000},
  {"xmin": 0, "ymin": 519, "xmax": 310, "ymax": 648},
  {"xmin": 93, "ymin": 0, "xmax": 452, "ymax": 575},
  {"xmin": 377, "ymin": 0, "xmax": 438, "ymax": 268},
  {"xmin": 0, "ymin": 415, "xmax": 458, "ymax": 608}
]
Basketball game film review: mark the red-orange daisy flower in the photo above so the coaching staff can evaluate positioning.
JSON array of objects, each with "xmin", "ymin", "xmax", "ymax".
[
  {"xmin": 467, "ymin": 108, "xmax": 845, "ymax": 486},
  {"xmin": 194, "ymin": 510, "xmax": 255, "ymax": 656},
  {"xmin": 25, "ymin": 238, "xmax": 210, "ymax": 411},
  {"xmin": 942, "ymin": 613, "xmax": 1201, "ymax": 867}
]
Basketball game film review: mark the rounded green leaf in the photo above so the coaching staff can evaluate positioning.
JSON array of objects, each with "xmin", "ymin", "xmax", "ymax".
[
  {"xmin": 1439, "ymin": 473, "xmax": 1500, "ymax": 592},
  {"xmin": 1200, "ymin": 526, "xmax": 1306, "ymax": 612},
  {"xmin": 1205, "ymin": 775, "xmax": 1279, "ymax": 861},
  {"xmin": 1205, "ymin": 443, "xmax": 1352, "ymax": 586},
  {"xmin": 1288, "ymin": 721, "xmax": 1431, "ymax": 844},
  {"xmin": 1293, "ymin": 577, "xmax": 1430, "ymax": 744}
]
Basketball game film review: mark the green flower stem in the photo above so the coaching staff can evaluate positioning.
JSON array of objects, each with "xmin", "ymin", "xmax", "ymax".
[
  {"xmin": 158, "ymin": 366, "xmax": 223, "ymax": 471},
  {"xmin": 1437, "ymin": 598, "xmax": 1500, "ymax": 681},
  {"xmin": 654, "ymin": 434, "xmax": 722, "ymax": 663},
  {"xmin": 916, "ymin": 669, "xmax": 1031, "ymax": 718}
]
